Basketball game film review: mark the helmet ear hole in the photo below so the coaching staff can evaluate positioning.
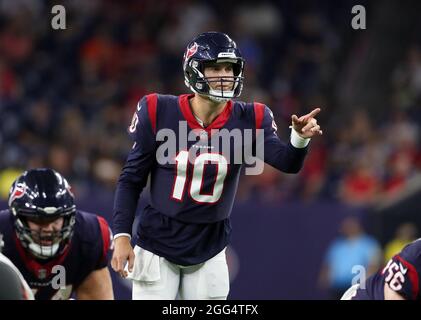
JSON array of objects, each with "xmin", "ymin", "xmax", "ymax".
[{"xmin": 233, "ymin": 62, "xmax": 243, "ymax": 77}]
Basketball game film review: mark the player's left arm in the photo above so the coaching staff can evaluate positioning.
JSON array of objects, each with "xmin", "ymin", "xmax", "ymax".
[
  {"xmin": 75, "ymin": 267, "xmax": 114, "ymax": 300},
  {"xmin": 255, "ymin": 104, "xmax": 322, "ymax": 173}
]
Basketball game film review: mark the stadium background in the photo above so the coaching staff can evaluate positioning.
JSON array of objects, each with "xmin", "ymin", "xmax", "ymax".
[{"xmin": 1, "ymin": 0, "xmax": 421, "ymax": 299}]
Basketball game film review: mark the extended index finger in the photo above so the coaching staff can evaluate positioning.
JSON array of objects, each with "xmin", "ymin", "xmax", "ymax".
[
  {"xmin": 301, "ymin": 108, "xmax": 321, "ymax": 122},
  {"xmin": 307, "ymin": 108, "xmax": 321, "ymax": 118}
]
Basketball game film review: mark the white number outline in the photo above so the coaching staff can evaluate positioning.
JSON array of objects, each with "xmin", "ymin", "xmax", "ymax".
[
  {"xmin": 171, "ymin": 151, "xmax": 228, "ymax": 204},
  {"xmin": 382, "ymin": 259, "xmax": 408, "ymax": 291}
]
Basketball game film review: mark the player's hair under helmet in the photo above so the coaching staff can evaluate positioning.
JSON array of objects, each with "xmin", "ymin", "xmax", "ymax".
[
  {"xmin": 8, "ymin": 168, "xmax": 76, "ymax": 259},
  {"xmin": 183, "ymin": 31, "xmax": 245, "ymax": 102}
]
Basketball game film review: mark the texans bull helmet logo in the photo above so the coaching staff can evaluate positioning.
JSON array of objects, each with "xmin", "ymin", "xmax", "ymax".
[{"xmin": 8, "ymin": 183, "xmax": 27, "ymax": 207}]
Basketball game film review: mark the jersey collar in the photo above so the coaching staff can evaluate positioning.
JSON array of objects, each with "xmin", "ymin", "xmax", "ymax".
[{"xmin": 178, "ymin": 94, "xmax": 233, "ymax": 133}]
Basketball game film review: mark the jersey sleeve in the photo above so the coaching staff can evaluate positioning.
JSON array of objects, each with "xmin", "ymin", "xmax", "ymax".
[
  {"xmin": 254, "ymin": 103, "xmax": 308, "ymax": 173},
  {"xmin": 94, "ymin": 216, "xmax": 113, "ymax": 269},
  {"xmin": 382, "ymin": 249, "xmax": 420, "ymax": 300},
  {"xmin": 113, "ymin": 94, "xmax": 158, "ymax": 236},
  {"xmin": 128, "ymin": 94, "xmax": 157, "ymax": 150}
]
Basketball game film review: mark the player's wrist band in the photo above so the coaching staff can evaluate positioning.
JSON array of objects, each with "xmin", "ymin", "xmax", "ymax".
[
  {"xmin": 290, "ymin": 127, "xmax": 310, "ymax": 148},
  {"xmin": 113, "ymin": 233, "xmax": 132, "ymax": 240}
]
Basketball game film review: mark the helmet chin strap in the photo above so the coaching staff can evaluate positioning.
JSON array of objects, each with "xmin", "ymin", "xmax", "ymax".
[
  {"xmin": 207, "ymin": 88, "xmax": 234, "ymax": 102},
  {"xmin": 205, "ymin": 95, "xmax": 230, "ymax": 103},
  {"xmin": 28, "ymin": 242, "xmax": 60, "ymax": 259},
  {"xmin": 198, "ymin": 92, "xmax": 230, "ymax": 103}
]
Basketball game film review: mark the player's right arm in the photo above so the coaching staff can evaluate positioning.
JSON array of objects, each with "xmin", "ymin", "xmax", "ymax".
[{"xmin": 112, "ymin": 94, "xmax": 157, "ymax": 277}]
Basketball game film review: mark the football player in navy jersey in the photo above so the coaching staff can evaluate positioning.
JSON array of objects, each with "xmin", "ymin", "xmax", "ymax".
[
  {"xmin": 112, "ymin": 31, "xmax": 323, "ymax": 299},
  {"xmin": 342, "ymin": 238, "xmax": 421, "ymax": 300},
  {"xmin": 0, "ymin": 168, "xmax": 114, "ymax": 300}
]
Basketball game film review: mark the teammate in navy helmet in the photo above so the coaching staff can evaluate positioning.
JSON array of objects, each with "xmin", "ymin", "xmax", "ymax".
[{"xmin": 0, "ymin": 168, "xmax": 114, "ymax": 300}]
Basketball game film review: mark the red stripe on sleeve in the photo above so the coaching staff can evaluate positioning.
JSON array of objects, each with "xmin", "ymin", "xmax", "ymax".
[
  {"xmin": 396, "ymin": 255, "xmax": 419, "ymax": 299},
  {"xmin": 253, "ymin": 102, "xmax": 265, "ymax": 130},
  {"xmin": 97, "ymin": 216, "xmax": 111, "ymax": 263},
  {"xmin": 146, "ymin": 93, "xmax": 158, "ymax": 133}
]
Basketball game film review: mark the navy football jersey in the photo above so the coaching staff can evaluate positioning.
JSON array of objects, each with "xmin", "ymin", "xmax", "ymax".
[
  {"xmin": 0, "ymin": 209, "xmax": 112, "ymax": 300},
  {"xmin": 353, "ymin": 239, "xmax": 421, "ymax": 300},
  {"xmin": 114, "ymin": 93, "xmax": 308, "ymax": 265}
]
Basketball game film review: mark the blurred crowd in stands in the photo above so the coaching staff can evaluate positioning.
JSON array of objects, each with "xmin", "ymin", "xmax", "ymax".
[{"xmin": 1, "ymin": 0, "xmax": 420, "ymax": 209}]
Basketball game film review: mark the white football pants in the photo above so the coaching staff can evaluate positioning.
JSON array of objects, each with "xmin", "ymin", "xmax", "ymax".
[{"xmin": 128, "ymin": 246, "xmax": 230, "ymax": 300}]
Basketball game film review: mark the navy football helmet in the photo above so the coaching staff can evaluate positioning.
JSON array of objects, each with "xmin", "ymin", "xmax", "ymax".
[
  {"xmin": 183, "ymin": 31, "xmax": 245, "ymax": 102},
  {"xmin": 8, "ymin": 168, "xmax": 76, "ymax": 259}
]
